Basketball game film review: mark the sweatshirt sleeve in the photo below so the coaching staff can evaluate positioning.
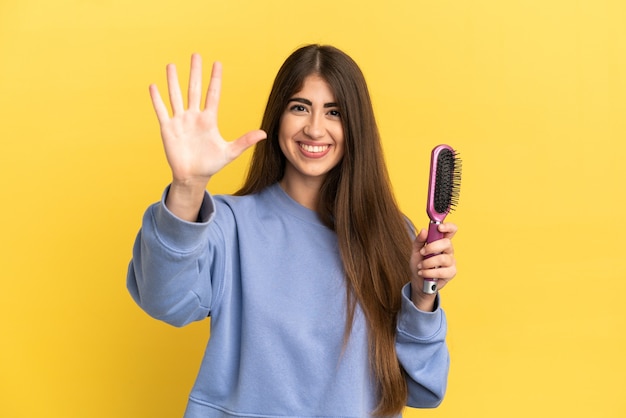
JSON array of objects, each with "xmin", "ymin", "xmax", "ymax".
[
  {"xmin": 396, "ymin": 283, "xmax": 450, "ymax": 408},
  {"xmin": 126, "ymin": 186, "xmax": 224, "ymax": 327}
]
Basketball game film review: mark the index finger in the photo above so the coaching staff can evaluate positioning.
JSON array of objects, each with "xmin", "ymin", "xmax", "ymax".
[{"xmin": 438, "ymin": 222, "xmax": 458, "ymax": 239}]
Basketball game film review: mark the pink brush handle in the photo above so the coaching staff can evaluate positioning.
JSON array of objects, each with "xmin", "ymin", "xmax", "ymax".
[{"xmin": 422, "ymin": 221, "xmax": 443, "ymax": 294}]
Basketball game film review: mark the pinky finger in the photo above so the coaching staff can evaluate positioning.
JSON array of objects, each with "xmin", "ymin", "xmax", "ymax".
[
  {"xmin": 418, "ymin": 265, "xmax": 457, "ymax": 281},
  {"xmin": 149, "ymin": 84, "xmax": 170, "ymax": 123}
]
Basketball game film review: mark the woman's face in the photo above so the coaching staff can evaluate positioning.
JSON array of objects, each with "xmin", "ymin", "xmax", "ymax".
[{"xmin": 278, "ymin": 75, "xmax": 345, "ymax": 189}]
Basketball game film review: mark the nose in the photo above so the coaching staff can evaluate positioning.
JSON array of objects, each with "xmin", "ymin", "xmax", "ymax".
[{"xmin": 303, "ymin": 113, "xmax": 325, "ymax": 139}]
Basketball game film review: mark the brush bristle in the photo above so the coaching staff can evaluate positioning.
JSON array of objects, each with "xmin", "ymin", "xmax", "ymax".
[{"xmin": 434, "ymin": 149, "xmax": 462, "ymax": 214}]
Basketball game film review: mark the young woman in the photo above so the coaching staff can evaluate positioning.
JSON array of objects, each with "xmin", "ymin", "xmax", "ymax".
[{"xmin": 128, "ymin": 44, "xmax": 458, "ymax": 417}]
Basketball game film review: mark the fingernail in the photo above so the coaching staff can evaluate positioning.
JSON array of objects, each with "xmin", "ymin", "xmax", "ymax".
[
  {"xmin": 420, "ymin": 248, "xmax": 426, "ymax": 256},
  {"xmin": 417, "ymin": 263, "xmax": 422, "ymax": 270}
]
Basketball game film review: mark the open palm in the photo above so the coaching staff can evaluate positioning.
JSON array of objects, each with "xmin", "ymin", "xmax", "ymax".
[{"xmin": 149, "ymin": 54, "xmax": 266, "ymax": 186}]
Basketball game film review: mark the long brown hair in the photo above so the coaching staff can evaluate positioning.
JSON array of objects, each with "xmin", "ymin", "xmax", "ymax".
[{"xmin": 236, "ymin": 44, "xmax": 413, "ymax": 416}]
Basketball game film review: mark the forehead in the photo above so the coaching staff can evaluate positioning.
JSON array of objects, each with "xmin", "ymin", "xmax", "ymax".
[{"xmin": 292, "ymin": 75, "xmax": 336, "ymax": 100}]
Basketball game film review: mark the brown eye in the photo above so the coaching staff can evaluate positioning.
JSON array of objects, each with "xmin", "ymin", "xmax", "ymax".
[{"xmin": 290, "ymin": 104, "xmax": 306, "ymax": 112}]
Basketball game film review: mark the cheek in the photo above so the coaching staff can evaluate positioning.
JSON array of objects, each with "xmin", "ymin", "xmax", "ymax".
[
  {"xmin": 277, "ymin": 116, "xmax": 296, "ymax": 145},
  {"xmin": 335, "ymin": 132, "xmax": 346, "ymax": 156},
  {"xmin": 277, "ymin": 134, "xmax": 288, "ymax": 157},
  {"xmin": 277, "ymin": 120, "xmax": 288, "ymax": 151}
]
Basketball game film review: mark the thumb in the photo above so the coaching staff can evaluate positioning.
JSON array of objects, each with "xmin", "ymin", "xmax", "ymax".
[
  {"xmin": 410, "ymin": 228, "xmax": 428, "ymax": 270},
  {"xmin": 228, "ymin": 130, "xmax": 267, "ymax": 160},
  {"xmin": 413, "ymin": 228, "xmax": 428, "ymax": 249}
]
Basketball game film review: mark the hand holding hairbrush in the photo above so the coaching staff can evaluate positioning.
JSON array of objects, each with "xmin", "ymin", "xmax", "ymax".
[{"xmin": 422, "ymin": 144, "xmax": 462, "ymax": 294}]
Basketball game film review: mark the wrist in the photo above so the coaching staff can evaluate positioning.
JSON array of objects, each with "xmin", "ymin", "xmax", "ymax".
[
  {"xmin": 411, "ymin": 284, "xmax": 438, "ymax": 312},
  {"xmin": 170, "ymin": 176, "xmax": 210, "ymax": 192},
  {"xmin": 165, "ymin": 179, "xmax": 209, "ymax": 222}
]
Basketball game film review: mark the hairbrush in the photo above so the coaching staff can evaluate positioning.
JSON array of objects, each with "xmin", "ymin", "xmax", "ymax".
[{"xmin": 423, "ymin": 144, "xmax": 462, "ymax": 294}]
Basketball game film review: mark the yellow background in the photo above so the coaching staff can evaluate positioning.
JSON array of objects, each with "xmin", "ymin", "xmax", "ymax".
[{"xmin": 1, "ymin": 0, "xmax": 625, "ymax": 416}]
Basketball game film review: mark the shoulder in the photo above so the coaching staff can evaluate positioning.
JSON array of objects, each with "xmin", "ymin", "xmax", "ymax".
[
  {"xmin": 209, "ymin": 185, "xmax": 277, "ymax": 226},
  {"xmin": 213, "ymin": 187, "xmax": 270, "ymax": 212}
]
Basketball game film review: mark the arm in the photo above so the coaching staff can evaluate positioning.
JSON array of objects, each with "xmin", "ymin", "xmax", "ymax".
[
  {"xmin": 396, "ymin": 222, "xmax": 457, "ymax": 406},
  {"xmin": 396, "ymin": 285, "xmax": 449, "ymax": 408},
  {"xmin": 127, "ymin": 54, "xmax": 264, "ymax": 324},
  {"xmin": 126, "ymin": 188, "xmax": 222, "ymax": 327}
]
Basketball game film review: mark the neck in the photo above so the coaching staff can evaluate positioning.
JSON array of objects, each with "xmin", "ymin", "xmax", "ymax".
[{"xmin": 279, "ymin": 175, "xmax": 321, "ymax": 211}]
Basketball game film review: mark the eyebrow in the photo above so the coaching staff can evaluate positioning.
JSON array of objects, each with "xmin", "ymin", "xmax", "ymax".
[{"xmin": 288, "ymin": 97, "xmax": 338, "ymax": 108}]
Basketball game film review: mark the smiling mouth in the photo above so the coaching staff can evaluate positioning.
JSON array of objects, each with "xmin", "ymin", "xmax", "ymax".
[{"xmin": 299, "ymin": 143, "xmax": 330, "ymax": 153}]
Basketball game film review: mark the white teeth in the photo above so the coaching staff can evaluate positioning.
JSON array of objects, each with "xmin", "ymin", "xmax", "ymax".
[{"xmin": 300, "ymin": 143, "xmax": 329, "ymax": 153}]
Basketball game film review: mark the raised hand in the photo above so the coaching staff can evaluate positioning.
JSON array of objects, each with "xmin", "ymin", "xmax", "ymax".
[{"xmin": 149, "ymin": 54, "xmax": 267, "ymax": 220}]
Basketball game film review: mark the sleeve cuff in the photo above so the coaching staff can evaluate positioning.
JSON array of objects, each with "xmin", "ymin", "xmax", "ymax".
[
  {"xmin": 397, "ymin": 283, "xmax": 446, "ymax": 340},
  {"xmin": 149, "ymin": 185, "xmax": 216, "ymax": 252}
]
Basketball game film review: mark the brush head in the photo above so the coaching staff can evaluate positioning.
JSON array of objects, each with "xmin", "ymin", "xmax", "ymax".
[{"xmin": 426, "ymin": 144, "xmax": 461, "ymax": 222}]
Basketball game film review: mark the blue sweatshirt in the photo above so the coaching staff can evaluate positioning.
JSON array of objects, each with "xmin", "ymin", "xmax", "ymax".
[{"xmin": 127, "ymin": 183, "xmax": 449, "ymax": 417}]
